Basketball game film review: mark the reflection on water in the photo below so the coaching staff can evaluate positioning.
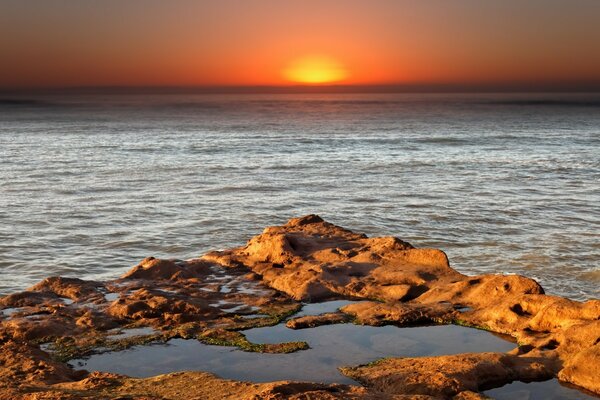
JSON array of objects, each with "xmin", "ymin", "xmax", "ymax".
[
  {"xmin": 293, "ymin": 300, "xmax": 360, "ymax": 317},
  {"xmin": 1, "ymin": 307, "xmax": 24, "ymax": 317},
  {"xmin": 484, "ymin": 379, "xmax": 600, "ymax": 400},
  {"xmin": 1, "ymin": 93, "xmax": 599, "ymax": 299},
  {"xmin": 107, "ymin": 327, "xmax": 157, "ymax": 340},
  {"xmin": 70, "ymin": 323, "xmax": 515, "ymax": 384}
]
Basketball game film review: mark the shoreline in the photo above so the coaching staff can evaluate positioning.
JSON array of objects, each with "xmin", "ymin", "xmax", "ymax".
[{"xmin": 0, "ymin": 215, "xmax": 598, "ymax": 399}]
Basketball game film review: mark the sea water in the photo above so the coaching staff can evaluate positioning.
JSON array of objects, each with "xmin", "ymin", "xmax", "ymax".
[{"xmin": 0, "ymin": 92, "xmax": 598, "ymax": 299}]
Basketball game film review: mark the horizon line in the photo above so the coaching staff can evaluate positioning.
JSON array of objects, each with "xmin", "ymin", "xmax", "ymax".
[{"xmin": 2, "ymin": 82, "xmax": 600, "ymax": 95}]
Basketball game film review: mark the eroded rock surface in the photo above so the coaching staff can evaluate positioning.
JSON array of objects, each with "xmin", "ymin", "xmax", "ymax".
[
  {"xmin": 341, "ymin": 352, "xmax": 553, "ymax": 397},
  {"xmin": 204, "ymin": 215, "xmax": 462, "ymax": 302},
  {"xmin": 1, "ymin": 215, "xmax": 598, "ymax": 399},
  {"xmin": 285, "ymin": 312, "xmax": 351, "ymax": 329}
]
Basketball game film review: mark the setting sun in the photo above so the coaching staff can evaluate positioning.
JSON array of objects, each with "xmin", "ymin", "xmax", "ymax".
[{"xmin": 283, "ymin": 55, "xmax": 349, "ymax": 84}]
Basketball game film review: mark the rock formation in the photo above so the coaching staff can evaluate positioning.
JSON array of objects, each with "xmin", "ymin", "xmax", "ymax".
[{"xmin": 0, "ymin": 215, "xmax": 598, "ymax": 399}]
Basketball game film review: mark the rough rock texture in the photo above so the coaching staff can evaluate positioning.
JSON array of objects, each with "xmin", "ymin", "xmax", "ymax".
[
  {"xmin": 341, "ymin": 353, "xmax": 553, "ymax": 397},
  {"xmin": 6, "ymin": 371, "xmax": 402, "ymax": 400},
  {"xmin": 0, "ymin": 340, "xmax": 83, "ymax": 385},
  {"xmin": 285, "ymin": 312, "xmax": 351, "ymax": 329},
  {"xmin": 1, "ymin": 215, "xmax": 598, "ymax": 399},
  {"xmin": 558, "ymin": 342, "xmax": 600, "ymax": 392},
  {"xmin": 340, "ymin": 301, "xmax": 453, "ymax": 326},
  {"xmin": 204, "ymin": 215, "xmax": 462, "ymax": 302}
]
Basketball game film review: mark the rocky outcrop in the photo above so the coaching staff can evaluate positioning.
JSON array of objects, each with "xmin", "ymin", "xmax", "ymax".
[
  {"xmin": 340, "ymin": 301, "xmax": 453, "ymax": 326},
  {"xmin": 340, "ymin": 353, "xmax": 553, "ymax": 398},
  {"xmin": 203, "ymin": 215, "xmax": 600, "ymax": 396},
  {"xmin": 121, "ymin": 256, "xmax": 215, "ymax": 281},
  {"xmin": 285, "ymin": 312, "xmax": 351, "ymax": 329},
  {"xmin": 0, "ymin": 215, "xmax": 598, "ymax": 399},
  {"xmin": 49, "ymin": 371, "xmax": 393, "ymax": 400},
  {"xmin": 203, "ymin": 215, "xmax": 463, "ymax": 302},
  {"xmin": 0, "ymin": 340, "xmax": 83, "ymax": 385}
]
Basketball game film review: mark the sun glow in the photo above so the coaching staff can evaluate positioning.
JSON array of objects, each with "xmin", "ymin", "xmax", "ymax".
[{"xmin": 283, "ymin": 55, "xmax": 349, "ymax": 84}]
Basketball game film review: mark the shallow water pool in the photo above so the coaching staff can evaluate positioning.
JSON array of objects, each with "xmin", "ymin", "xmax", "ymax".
[
  {"xmin": 484, "ymin": 379, "xmax": 599, "ymax": 399},
  {"xmin": 70, "ymin": 323, "xmax": 515, "ymax": 384}
]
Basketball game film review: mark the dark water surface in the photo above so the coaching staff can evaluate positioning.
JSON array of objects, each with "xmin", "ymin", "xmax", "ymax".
[
  {"xmin": 70, "ymin": 323, "xmax": 516, "ymax": 384},
  {"xmin": 484, "ymin": 379, "xmax": 600, "ymax": 399},
  {"xmin": 1, "ymin": 92, "xmax": 599, "ymax": 299}
]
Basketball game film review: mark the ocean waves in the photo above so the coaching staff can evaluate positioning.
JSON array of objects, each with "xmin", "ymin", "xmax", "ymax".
[{"xmin": 0, "ymin": 92, "xmax": 598, "ymax": 300}]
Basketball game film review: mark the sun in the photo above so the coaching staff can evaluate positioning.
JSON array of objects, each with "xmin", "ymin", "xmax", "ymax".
[{"xmin": 283, "ymin": 55, "xmax": 349, "ymax": 84}]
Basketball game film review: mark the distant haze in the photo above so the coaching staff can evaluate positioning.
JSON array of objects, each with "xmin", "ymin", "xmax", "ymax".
[{"xmin": 1, "ymin": 0, "xmax": 600, "ymax": 91}]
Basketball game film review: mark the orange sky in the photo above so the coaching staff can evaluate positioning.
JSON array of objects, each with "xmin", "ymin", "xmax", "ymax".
[{"xmin": 1, "ymin": 0, "xmax": 600, "ymax": 90}]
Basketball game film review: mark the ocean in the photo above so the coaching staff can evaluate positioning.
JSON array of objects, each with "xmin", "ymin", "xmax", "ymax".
[{"xmin": 0, "ymin": 92, "xmax": 598, "ymax": 300}]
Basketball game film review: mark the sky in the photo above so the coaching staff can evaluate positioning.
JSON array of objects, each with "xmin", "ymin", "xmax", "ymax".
[{"xmin": 1, "ymin": 0, "xmax": 600, "ymax": 91}]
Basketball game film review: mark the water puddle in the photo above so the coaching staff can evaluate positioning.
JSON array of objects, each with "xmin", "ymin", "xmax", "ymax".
[
  {"xmin": 237, "ymin": 279, "xmax": 272, "ymax": 295},
  {"xmin": 219, "ymin": 286, "xmax": 233, "ymax": 293},
  {"xmin": 455, "ymin": 306, "xmax": 473, "ymax": 312},
  {"xmin": 207, "ymin": 274, "xmax": 229, "ymax": 282},
  {"xmin": 484, "ymin": 379, "xmax": 599, "ymax": 399},
  {"xmin": 293, "ymin": 300, "xmax": 360, "ymax": 318},
  {"xmin": 208, "ymin": 299, "xmax": 259, "ymax": 314},
  {"xmin": 104, "ymin": 293, "xmax": 119, "ymax": 302},
  {"xmin": 218, "ymin": 278, "xmax": 272, "ymax": 296},
  {"xmin": 39, "ymin": 343, "xmax": 52, "ymax": 352},
  {"xmin": 240, "ymin": 314, "xmax": 269, "ymax": 319},
  {"xmin": 1, "ymin": 307, "xmax": 25, "ymax": 317},
  {"xmin": 158, "ymin": 289, "xmax": 178, "ymax": 294},
  {"xmin": 70, "ymin": 323, "xmax": 515, "ymax": 384},
  {"xmin": 107, "ymin": 327, "xmax": 157, "ymax": 340}
]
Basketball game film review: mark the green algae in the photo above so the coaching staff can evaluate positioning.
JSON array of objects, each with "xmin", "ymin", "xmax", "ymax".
[{"xmin": 198, "ymin": 328, "xmax": 308, "ymax": 353}]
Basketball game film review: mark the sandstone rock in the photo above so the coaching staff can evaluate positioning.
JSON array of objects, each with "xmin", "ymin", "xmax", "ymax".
[
  {"xmin": 558, "ymin": 343, "xmax": 600, "ymax": 394},
  {"xmin": 121, "ymin": 257, "xmax": 214, "ymax": 280},
  {"xmin": 1, "ymin": 215, "xmax": 598, "ymax": 398},
  {"xmin": 2, "ymin": 316, "xmax": 81, "ymax": 341},
  {"xmin": 0, "ymin": 340, "xmax": 81, "ymax": 384},
  {"xmin": 29, "ymin": 276, "xmax": 101, "ymax": 301},
  {"xmin": 106, "ymin": 288, "xmax": 218, "ymax": 324},
  {"xmin": 285, "ymin": 312, "xmax": 350, "ymax": 329},
  {"xmin": 340, "ymin": 353, "xmax": 553, "ymax": 398},
  {"xmin": 340, "ymin": 301, "xmax": 453, "ymax": 326},
  {"xmin": 414, "ymin": 274, "xmax": 544, "ymax": 309},
  {"xmin": 47, "ymin": 370, "xmax": 388, "ymax": 400},
  {"xmin": 0, "ymin": 290, "xmax": 60, "ymax": 308},
  {"xmin": 203, "ymin": 215, "xmax": 461, "ymax": 301},
  {"xmin": 527, "ymin": 298, "xmax": 600, "ymax": 332}
]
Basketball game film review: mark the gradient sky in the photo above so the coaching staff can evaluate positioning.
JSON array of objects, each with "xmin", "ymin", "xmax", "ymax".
[{"xmin": 1, "ymin": 0, "xmax": 600, "ymax": 90}]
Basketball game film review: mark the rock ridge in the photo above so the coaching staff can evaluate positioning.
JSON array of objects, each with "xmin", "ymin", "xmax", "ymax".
[{"xmin": 0, "ymin": 215, "xmax": 598, "ymax": 399}]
